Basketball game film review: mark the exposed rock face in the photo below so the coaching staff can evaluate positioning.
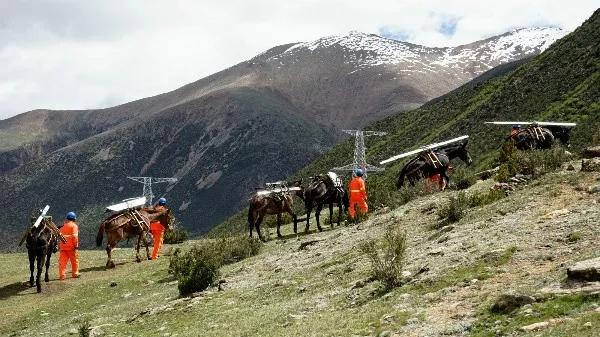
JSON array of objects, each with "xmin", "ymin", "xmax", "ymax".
[{"xmin": 567, "ymin": 257, "xmax": 600, "ymax": 281}]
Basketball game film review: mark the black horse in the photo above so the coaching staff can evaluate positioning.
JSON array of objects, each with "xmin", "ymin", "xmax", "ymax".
[
  {"xmin": 396, "ymin": 140, "xmax": 473, "ymax": 190},
  {"xmin": 18, "ymin": 216, "xmax": 65, "ymax": 293},
  {"xmin": 304, "ymin": 173, "xmax": 349, "ymax": 233}
]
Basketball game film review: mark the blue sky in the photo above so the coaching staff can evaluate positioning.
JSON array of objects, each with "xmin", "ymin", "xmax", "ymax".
[{"xmin": 0, "ymin": 0, "xmax": 598, "ymax": 119}]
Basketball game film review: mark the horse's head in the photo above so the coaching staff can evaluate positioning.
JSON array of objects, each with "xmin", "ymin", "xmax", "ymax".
[
  {"xmin": 288, "ymin": 179, "xmax": 305, "ymax": 200},
  {"xmin": 165, "ymin": 208, "xmax": 174, "ymax": 231},
  {"xmin": 452, "ymin": 141, "xmax": 473, "ymax": 166}
]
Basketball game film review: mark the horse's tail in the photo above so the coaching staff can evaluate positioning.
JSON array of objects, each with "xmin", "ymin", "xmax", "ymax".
[
  {"xmin": 247, "ymin": 204, "xmax": 255, "ymax": 231},
  {"xmin": 96, "ymin": 221, "xmax": 106, "ymax": 247},
  {"xmin": 396, "ymin": 166, "xmax": 407, "ymax": 189}
]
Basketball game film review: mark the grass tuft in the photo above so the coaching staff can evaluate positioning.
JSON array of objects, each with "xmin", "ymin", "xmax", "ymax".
[{"xmin": 359, "ymin": 225, "xmax": 407, "ymax": 290}]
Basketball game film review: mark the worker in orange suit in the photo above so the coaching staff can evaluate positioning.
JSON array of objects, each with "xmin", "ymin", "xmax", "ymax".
[
  {"xmin": 58, "ymin": 211, "xmax": 79, "ymax": 280},
  {"xmin": 348, "ymin": 169, "xmax": 368, "ymax": 222},
  {"xmin": 150, "ymin": 198, "xmax": 168, "ymax": 260}
]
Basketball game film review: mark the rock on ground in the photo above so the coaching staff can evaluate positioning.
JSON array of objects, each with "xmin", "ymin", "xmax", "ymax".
[
  {"xmin": 583, "ymin": 146, "xmax": 600, "ymax": 159},
  {"xmin": 581, "ymin": 158, "xmax": 600, "ymax": 172},
  {"xmin": 491, "ymin": 294, "xmax": 536, "ymax": 313},
  {"xmin": 567, "ymin": 257, "xmax": 600, "ymax": 281},
  {"xmin": 520, "ymin": 321, "xmax": 549, "ymax": 331}
]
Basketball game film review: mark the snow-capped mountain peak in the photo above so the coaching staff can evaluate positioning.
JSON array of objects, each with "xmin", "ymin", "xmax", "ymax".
[{"xmin": 280, "ymin": 27, "xmax": 565, "ymax": 70}]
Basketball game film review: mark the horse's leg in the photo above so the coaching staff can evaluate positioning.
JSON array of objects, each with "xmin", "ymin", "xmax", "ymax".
[
  {"xmin": 44, "ymin": 249, "xmax": 52, "ymax": 282},
  {"xmin": 329, "ymin": 203, "xmax": 334, "ymax": 228},
  {"xmin": 135, "ymin": 233, "xmax": 142, "ymax": 263},
  {"xmin": 276, "ymin": 214, "xmax": 283, "ymax": 238},
  {"xmin": 28, "ymin": 249, "xmax": 35, "ymax": 287},
  {"xmin": 304, "ymin": 204, "xmax": 312, "ymax": 233},
  {"xmin": 36, "ymin": 251, "xmax": 43, "ymax": 293},
  {"xmin": 336, "ymin": 199, "xmax": 342, "ymax": 227},
  {"xmin": 255, "ymin": 216, "xmax": 265, "ymax": 242},
  {"xmin": 315, "ymin": 204, "xmax": 323, "ymax": 232},
  {"xmin": 143, "ymin": 231, "xmax": 151, "ymax": 260},
  {"xmin": 106, "ymin": 234, "xmax": 116, "ymax": 269}
]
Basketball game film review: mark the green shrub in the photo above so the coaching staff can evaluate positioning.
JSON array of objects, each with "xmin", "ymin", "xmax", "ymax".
[
  {"xmin": 163, "ymin": 227, "xmax": 189, "ymax": 244},
  {"xmin": 566, "ymin": 231, "xmax": 583, "ymax": 243},
  {"xmin": 359, "ymin": 225, "xmax": 407, "ymax": 290},
  {"xmin": 168, "ymin": 236, "xmax": 262, "ymax": 295},
  {"xmin": 437, "ymin": 192, "xmax": 468, "ymax": 223},
  {"xmin": 450, "ymin": 166, "xmax": 477, "ymax": 190},
  {"xmin": 215, "ymin": 236, "xmax": 263, "ymax": 264},
  {"xmin": 78, "ymin": 319, "xmax": 91, "ymax": 337},
  {"xmin": 169, "ymin": 245, "xmax": 221, "ymax": 295},
  {"xmin": 467, "ymin": 189, "xmax": 505, "ymax": 208},
  {"xmin": 496, "ymin": 146, "xmax": 570, "ymax": 181}
]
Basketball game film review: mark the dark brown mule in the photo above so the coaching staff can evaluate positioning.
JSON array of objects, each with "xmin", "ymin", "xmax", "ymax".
[
  {"xmin": 248, "ymin": 180, "xmax": 304, "ymax": 241},
  {"xmin": 303, "ymin": 173, "xmax": 349, "ymax": 232},
  {"xmin": 18, "ymin": 216, "xmax": 66, "ymax": 293},
  {"xmin": 96, "ymin": 208, "xmax": 171, "ymax": 268}
]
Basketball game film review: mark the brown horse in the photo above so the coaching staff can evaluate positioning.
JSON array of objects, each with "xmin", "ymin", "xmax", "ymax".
[
  {"xmin": 96, "ymin": 208, "xmax": 171, "ymax": 268},
  {"xmin": 248, "ymin": 180, "xmax": 304, "ymax": 241},
  {"xmin": 18, "ymin": 216, "xmax": 66, "ymax": 293}
]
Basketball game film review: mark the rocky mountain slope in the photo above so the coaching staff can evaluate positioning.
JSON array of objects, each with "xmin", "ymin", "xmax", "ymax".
[
  {"xmin": 0, "ymin": 162, "xmax": 597, "ymax": 336},
  {"xmin": 0, "ymin": 27, "xmax": 563, "ymax": 247}
]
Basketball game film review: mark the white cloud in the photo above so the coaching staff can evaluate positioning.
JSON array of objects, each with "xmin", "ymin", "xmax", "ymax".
[{"xmin": 0, "ymin": 0, "xmax": 597, "ymax": 119}]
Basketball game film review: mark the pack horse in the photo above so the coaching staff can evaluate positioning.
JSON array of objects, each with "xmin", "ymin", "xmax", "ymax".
[
  {"xmin": 96, "ymin": 197, "xmax": 172, "ymax": 268},
  {"xmin": 18, "ymin": 206, "xmax": 66, "ymax": 293},
  {"xmin": 303, "ymin": 172, "xmax": 348, "ymax": 232},
  {"xmin": 248, "ymin": 180, "xmax": 304, "ymax": 241},
  {"xmin": 485, "ymin": 121, "xmax": 576, "ymax": 150},
  {"xmin": 380, "ymin": 136, "xmax": 473, "ymax": 191}
]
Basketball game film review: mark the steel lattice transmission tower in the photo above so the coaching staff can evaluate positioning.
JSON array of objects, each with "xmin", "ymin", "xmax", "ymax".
[
  {"xmin": 127, "ymin": 177, "xmax": 178, "ymax": 206},
  {"xmin": 332, "ymin": 129, "xmax": 387, "ymax": 178}
]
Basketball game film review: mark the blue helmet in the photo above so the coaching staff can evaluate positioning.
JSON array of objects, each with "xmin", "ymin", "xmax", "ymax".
[
  {"xmin": 513, "ymin": 125, "xmax": 521, "ymax": 129},
  {"xmin": 158, "ymin": 198, "xmax": 167, "ymax": 205},
  {"xmin": 66, "ymin": 211, "xmax": 77, "ymax": 220},
  {"xmin": 354, "ymin": 169, "xmax": 364, "ymax": 177}
]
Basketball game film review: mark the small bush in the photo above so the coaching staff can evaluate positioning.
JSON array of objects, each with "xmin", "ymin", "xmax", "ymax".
[
  {"xmin": 78, "ymin": 319, "xmax": 91, "ymax": 337},
  {"xmin": 216, "ymin": 236, "xmax": 263, "ymax": 264},
  {"xmin": 169, "ymin": 245, "xmax": 221, "ymax": 295},
  {"xmin": 450, "ymin": 166, "xmax": 477, "ymax": 190},
  {"xmin": 566, "ymin": 231, "xmax": 582, "ymax": 243},
  {"xmin": 163, "ymin": 227, "xmax": 189, "ymax": 244},
  {"xmin": 359, "ymin": 225, "xmax": 407, "ymax": 290},
  {"xmin": 467, "ymin": 189, "xmax": 505, "ymax": 208},
  {"xmin": 168, "ymin": 236, "xmax": 262, "ymax": 295},
  {"xmin": 437, "ymin": 192, "xmax": 468, "ymax": 223},
  {"xmin": 496, "ymin": 146, "xmax": 570, "ymax": 181}
]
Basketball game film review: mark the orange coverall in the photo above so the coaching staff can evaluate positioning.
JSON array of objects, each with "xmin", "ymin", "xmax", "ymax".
[
  {"xmin": 150, "ymin": 205, "xmax": 167, "ymax": 260},
  {"xmin": 348, "ymin": 176, "xmax": 368, "ymax": 219},
  {"xmin": 58, "ymin": 220, "xmax": 79, "ymax": 280}
]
